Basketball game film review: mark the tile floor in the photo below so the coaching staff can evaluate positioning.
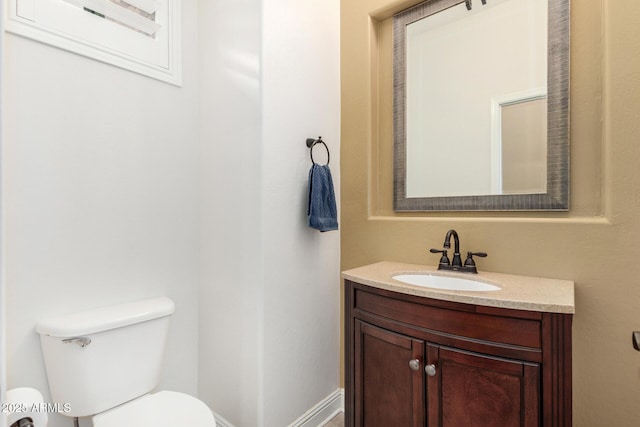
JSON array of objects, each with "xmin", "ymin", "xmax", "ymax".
[{"xmin": 322, "ymin": 411, "xmax": 344, "ymax": 427}]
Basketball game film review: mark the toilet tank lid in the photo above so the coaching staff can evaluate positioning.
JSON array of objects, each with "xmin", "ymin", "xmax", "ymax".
[{"xmin": 35, "ymin": 297, "xmax": 175, "ymax": 337}]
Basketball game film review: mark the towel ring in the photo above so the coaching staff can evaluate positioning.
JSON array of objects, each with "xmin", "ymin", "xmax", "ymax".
[{"xmin": 306, "ymin": 137, "xmax": 330, "ymax": 165}]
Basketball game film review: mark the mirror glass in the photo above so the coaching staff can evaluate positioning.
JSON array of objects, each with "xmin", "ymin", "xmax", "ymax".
[{"xmin": 393, "ymin": 0, "xmax": 569, "ymax": 211}]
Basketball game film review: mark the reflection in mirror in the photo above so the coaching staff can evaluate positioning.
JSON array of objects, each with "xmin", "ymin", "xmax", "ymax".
[
  {"xmin": 499, "ymin": 96, "xmax": 547, "ymax": 195},
  {"xmin": 393, "ymin": 0, "xmax": 569, "ymax": 211}
]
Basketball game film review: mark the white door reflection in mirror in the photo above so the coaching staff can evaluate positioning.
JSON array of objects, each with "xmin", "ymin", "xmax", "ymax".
[{"xmin": 495, "ymin": 93, "xmax": 547, "ymax": 195}]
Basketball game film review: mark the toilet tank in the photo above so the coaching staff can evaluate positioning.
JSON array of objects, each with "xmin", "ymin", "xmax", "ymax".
[{"xmin": 35, "ymin": 297, "xmax": 175, "ymax": 417}]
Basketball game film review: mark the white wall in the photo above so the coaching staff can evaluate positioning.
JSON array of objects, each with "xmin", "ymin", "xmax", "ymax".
[
  {"xmin": 0, "ymin": 0, "xmax": 6, "ymax": 416},
  {"xmin": 261, "ymin": 0, "xmax": 341, "ymax": 425},
  {"xmin": 1, "ymin": 1, "xmax": 201, "ymax": 426},
  {"xmin": 2, "ymin": 0, "xmax": 340, "ymax": 425},
  {"xmin": 199, "ymin": 0, "xmax": 341, "ymax": 425},
  {"xmin": 198, "ymin": 0, "xmax": 263, "ymax": 425}
]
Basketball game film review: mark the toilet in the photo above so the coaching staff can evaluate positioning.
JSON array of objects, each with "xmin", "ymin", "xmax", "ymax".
[{"xmin": 35, "ymin": 297, "xmax": 216, "ymax": 426}]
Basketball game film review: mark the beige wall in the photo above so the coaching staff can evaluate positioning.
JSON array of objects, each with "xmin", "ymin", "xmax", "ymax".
[{"xmin": 340, "ymin": 0, "xmax": 640, "ymax": 425}]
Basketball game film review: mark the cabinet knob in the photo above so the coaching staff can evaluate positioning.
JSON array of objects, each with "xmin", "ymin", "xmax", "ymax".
[
  {"xmin": 408, "ymin": 358, "xmax": 421, "ymax": 371},
  {"xmin": 425, "ymin": 364, "xmax": 437, "ymax": 377}
]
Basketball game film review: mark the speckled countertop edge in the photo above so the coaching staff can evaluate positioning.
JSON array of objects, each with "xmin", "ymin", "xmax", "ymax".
[{"xmin": 342, "ymin": 261, "xmax": 575, "ymax": 314}]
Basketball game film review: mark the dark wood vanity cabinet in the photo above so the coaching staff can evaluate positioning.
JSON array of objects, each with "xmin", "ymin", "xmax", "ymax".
[{"xmin": 345, "ymin": 280, "xmax": 572, "ymax": 427}]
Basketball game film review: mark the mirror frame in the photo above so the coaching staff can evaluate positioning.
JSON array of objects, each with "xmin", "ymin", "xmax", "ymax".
[{"xmin": 393, "ymin": 0, "xmax": 570, "ymax": 211}]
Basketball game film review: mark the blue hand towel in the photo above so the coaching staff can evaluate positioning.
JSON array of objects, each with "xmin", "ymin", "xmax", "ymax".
[{"xmin": 307, "ymin": 164, "xmax": 338, "ymax": 232}]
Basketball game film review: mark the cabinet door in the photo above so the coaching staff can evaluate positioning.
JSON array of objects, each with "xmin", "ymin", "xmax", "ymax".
[
  {"xmin": 354, "ymin": 320, "xmax": 425, "ymax": 427},
  {"xmin": 427, "ymin": 345, "xmax": 540, "ymax": 427}
]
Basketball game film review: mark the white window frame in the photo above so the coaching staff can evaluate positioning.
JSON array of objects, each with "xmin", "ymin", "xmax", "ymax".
[{"xmin": 5, "ymin": 0, "xmax": 182, "ymax": 86}]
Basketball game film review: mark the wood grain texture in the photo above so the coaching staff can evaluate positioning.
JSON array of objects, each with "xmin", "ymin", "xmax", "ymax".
[{"xmin": 345, "ymin": 280, "xmax": 572, "ymax": 426}]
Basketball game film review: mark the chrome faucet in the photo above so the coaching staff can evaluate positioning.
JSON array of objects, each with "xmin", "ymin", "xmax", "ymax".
[{"xmin": 430, "ymin": 229, "xmax": 487, "ymax": 273}]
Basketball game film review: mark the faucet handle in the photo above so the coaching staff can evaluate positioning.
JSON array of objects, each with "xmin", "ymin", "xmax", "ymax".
[
  {"xmin": 430, "ymin": 248, "xmax": 450, "ymax": 267},
  {"xmin": 467, "ymin": 251, "xmax": 487, "ymax": 259},
  {"xmin": 464, "ymin": 251, "xmax": 487, "ymax": 273}
]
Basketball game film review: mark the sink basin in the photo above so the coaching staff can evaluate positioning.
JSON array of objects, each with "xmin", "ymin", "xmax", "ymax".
[{"xmin": 392, "ymin": 273, "xmax": 501, "ymax": 292}]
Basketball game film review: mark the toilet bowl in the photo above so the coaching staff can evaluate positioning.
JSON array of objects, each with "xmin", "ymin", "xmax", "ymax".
[
  {"xmin": 92, "ymin": 391, "xmax": 216, "ymax": 426},
  {"xmin": 36, "ymin": 297, "xmax": 216, "ymax": 426}
]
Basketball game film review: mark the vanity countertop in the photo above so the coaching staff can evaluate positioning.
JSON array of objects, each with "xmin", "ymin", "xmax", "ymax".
[{"xmin": 342, "ymin": 261, "xmax": 575, "ymax": 314}]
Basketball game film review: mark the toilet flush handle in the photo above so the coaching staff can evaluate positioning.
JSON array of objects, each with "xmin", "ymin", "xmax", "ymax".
[{"xmin": 62, "ymin": 337, "xmax": 92, "ymax": 347}]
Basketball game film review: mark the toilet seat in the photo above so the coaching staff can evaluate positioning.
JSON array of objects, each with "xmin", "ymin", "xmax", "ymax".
[{"xmin": 92, "ymin": 391, "xmax": 217, "ymax": 427}]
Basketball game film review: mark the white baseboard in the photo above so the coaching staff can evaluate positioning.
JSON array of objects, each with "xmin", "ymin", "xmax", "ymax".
[
  {"xmin": 288, "ymin": 388, "xmax": 344, "ymax": 427},
  {"xmin": 212, "ymin": 388, "xmax": 344, "ymax": 427},
  {"xmin": 213, "ymin": 411, "xmax": 236, "ymax": 427}
]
